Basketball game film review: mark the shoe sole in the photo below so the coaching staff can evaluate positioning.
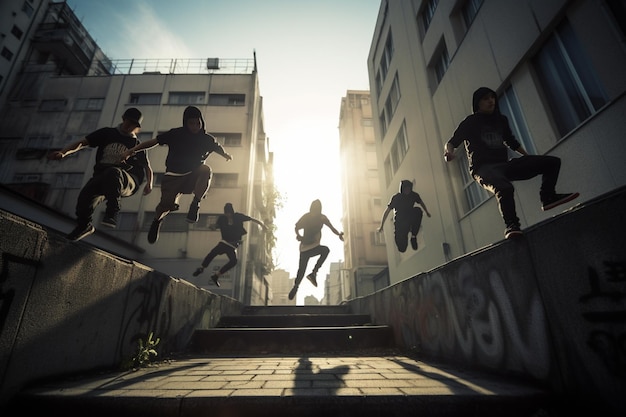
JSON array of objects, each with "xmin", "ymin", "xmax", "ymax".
[
  {"xmin": 542, "ymin": 192, "xmax": 580, "ymax": 211},
  {"xmin": 211, "ymin": 276, "xmax": 221, "ymax": 287},
  {"xmin": 306, "ymin": 275, "xmax": 318, "ymax": 287},
  {"xmin": 148, "ymin": 221, "xmax": 162, "ymax": 244},
  {"xmin": 68, "ymin": 226, "xmax": 95, "ymax": 242},
  {"xmin": 505, "ymin": 230, "xmax": 524, "ymax": 239},
  {"xmin": 101, "ymin": 222, "xmax": 116, "ymax": 228}
]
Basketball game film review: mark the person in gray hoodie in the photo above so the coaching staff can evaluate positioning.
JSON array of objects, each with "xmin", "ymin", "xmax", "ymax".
[
  {"xmin": 444, "ymin": 87, "xmax": 578, "ymax": 239},
  {"xmin": 124, "ymin": 106, "xmax": 232, "ymax": 244}
]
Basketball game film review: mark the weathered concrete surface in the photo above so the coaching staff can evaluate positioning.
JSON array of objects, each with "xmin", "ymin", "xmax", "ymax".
[
  {"xmin": 348, "ymin": 186, "xmax": 626, "ymax": 415},
  {"xmin": 0, "ymin": 211, "xmax": 242, "ymax": 406}
]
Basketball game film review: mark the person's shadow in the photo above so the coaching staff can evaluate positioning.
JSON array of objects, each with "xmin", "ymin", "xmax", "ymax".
[{"xmin": 293, "ymin": 357, "xmax": 351, "ymax": 394}]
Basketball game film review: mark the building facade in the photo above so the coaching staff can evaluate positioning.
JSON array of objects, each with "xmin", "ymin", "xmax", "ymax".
[
  {"xmin": 368, "ymin": 0, "xmax": 626, "ymax": 283},
  {"xmin": 338, "ymin": 90, "xmax": 389, "ymax": 300},
  {"xmin": 0, "ymin": 1, "xmax": 276, "ymax": 305}
]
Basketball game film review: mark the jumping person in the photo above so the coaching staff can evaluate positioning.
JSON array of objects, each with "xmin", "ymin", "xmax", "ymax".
[
  {"xmin": 123, "ymin": 106, "xmax": 232, "ymax": 244},
  {"xmin": 192, "ymin": 203, "xmax": 266, "ymax": 287},
  {"xmin": 48, "ymin": 108, "xmax": 152, "ymax": 241},
  {"xmin": 378, "ymin": 179, "xmax": 431, "ymax": 252},
  {"xmin": 444, "ymin": 86, "xmax": 579, "ymax": 239},
  {"xmin": 289, "ymin": 199, "xmax": 344, "ymax": 301}
]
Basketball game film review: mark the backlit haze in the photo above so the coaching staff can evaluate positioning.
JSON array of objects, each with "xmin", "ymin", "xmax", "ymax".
[{"xmin": 67, "ymin": 0, "xmax": 381, "ymax": 304}]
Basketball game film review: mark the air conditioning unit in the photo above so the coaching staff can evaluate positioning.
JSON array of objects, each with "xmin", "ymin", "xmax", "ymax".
[{"xmin": 207, "ymin": 58, "xmax": 219, "ymax": 70}]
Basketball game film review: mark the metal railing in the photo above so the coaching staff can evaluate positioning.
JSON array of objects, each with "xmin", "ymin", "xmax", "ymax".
[{"xmin": 99, "ymin": 58, "xmax": 256, "ymax": 75}]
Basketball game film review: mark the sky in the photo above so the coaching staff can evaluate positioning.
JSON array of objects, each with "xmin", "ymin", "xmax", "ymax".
[{"xmin": 66, "ymin": 0, "xmax": 381, "ymax": 304}]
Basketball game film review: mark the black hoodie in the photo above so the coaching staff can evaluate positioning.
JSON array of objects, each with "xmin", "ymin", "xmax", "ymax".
[{"xmin": 447, "ymin": 87, "xmax": 521, "ymax": 173}]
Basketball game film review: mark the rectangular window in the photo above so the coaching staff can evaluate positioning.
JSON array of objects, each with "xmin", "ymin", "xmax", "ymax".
[
  {"xmin": 21, "ymin": 1, "xmax": 34, "ymax": 17},
  {"xmin": 534, "ymin": 19, "xmax": 607, "ymax": 136},
  {"xmin": 208, "ymin": 94, "xmax": 245, "ymax": 106},
  {"xmin": 433, "ymin": 43, "xmax": 450, "ymax": 84},
  {"xmin": 53, "ymin": 173, "xmax": 83, "ymax": 189},
  {"xmin": 129, "ymin": 93, "xmax": 161, "ymax": 105},
  {"xmin": 384, "ymin": 157, "xmax": 392, "ymax": 186},
  {"xmin": 11, "ymin": 25, "xmax": 24, "ymax": 40},
  {"xmin": 212, "ymin": 173, "xmax": 238, "ymax": 187},
  {"xmin": 193, "ymin": 214, "xmax": 220, "ymax": 230},
  {"xmin": 24, "ymin": 135, "xmax": 52, "ymax": 149},
  {"xmin": 372, "ymin": 231, "xmax": 386, "ymax": 246},
  {"xmin": 384, "ymin": 73, "xmax": 401, "ymax": 123},
  {"xmin": 420, "ymin": 0, "xmax": 439, "ymax": 34},
  {"xmin": 461, "ymin": 0, "xmax": 484, "ymax": 27},
  {"xmin": 40, "ymin": 99, "xmax": 67, "ymax": 111},
  {"xmin": 142, "ymin": 212, "xmax": 188, "ymax": 232},
  {"xmin": 13, "ymin": 173, "xmax": 42, "ymax": 183},
  {"xmin": 378, "ymin": 31, "xmax": 394, "ymax": 82},
  {"xmin": 1, "ymin": 47, "xmax": 15, "ymax": 61},
  {"xmin": 168, "ymin": 92, "xmax": 205, "ymax": 105},
  {"xmin": 212, "ymin": 132, "xmax": 242, "ymax": 147},
  {"xmin": 379, "ymin": 111, "xmax": 388, "ymax": 138},
  {"xmin": 499, "ymin": 86, "xmax": 536, "ymax": 155},
  {"xmin": 74, "ymin": 98, "xmax": 104, "ymax": 111}
]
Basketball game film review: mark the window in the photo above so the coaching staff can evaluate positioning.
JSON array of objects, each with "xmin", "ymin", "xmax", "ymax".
[
  {"xmin": 13, "ymin": 173, "xmax": 41, "ymax": 183},
  {"xmin": 378, "ymin": 31, "xmax": 394, "ymax": 82},
  {"xmin": 420, "ymin": 0, "xmax": 439, "ymax": 34},
  {"xmin": 21, "ymin": 1, "xmax": 34, "ymax": 17},
  {"xmin": 212, "ymin": 132, "xmax": 242, "ymax": 147},
  {"xmin": 379, "ymin": 112, "xmax": 388, "ymax": 138},
  {"xmin": 383, "ymin": 121, "xmax": 409, "ymax": 184},
  {"xmin": 142, "ymin": 212, "xmax": 188, "ymax": 232},
  {"xmin": 24, "ymin": 135, "xmax": 52, "ymax": 149},
  {"xmin": 11, "ymin": 25, "xmax": 24, "ymax": 40},
  {"xmin": 384, "ymin": 73, "xmax": 401, "ymax": 123},
  {"xmin": 53, "ymin": 173, "xmax": 83, "ymax": 189},
  {"xmin": 458, "ymin": 151, "xmax": 489, "ymax": 211},
  {"xmin": 100, "ymin": 212, "xmax": 138, "ymax": 231},
  {"xmin": 39, "ymin": 99, "xmax": 67, "ymax": 112},
  {"xmin": 372, "ymin": 231, "xmax": 386, "ymax": 246},
  {"xmin": 499, "ymin": 86, "xmax": 536, "ymax": 155},
  {"xmin": 211, "ymin": 173, "xmax": 238, "ymax": 187},
  {"xmin": 74, "ymin": 98, "xmax": 104, "ymax": 111},
  {"xmin": 208, "ymin": 94, "xmax": 245, "ymax": 106},
  {"xmin": 129, "ymin": 93, "xmax": 161, "ymax": 105},
  {"xmin": 534, "ymin": 19, "xmax": 607, "ymax": 136},
  {"xmin": 1, "ymin": 47, "xmax": 15, "ymax": 61},
  {"xmin": 384, "ymin": 156, "xmax": 393, "ymax": 186},
  {"xmin": 461, "ymin": 0, "xmax": 483, "ymax": 27},
  {"xmin": 169, "ymin": 92, "xmax": 205, "ymax": 105},
  {"xmin": 433, "ymin": 43, "xmax": 450, "ymax": 84},
  {"xmin": 193, "ymin": 214, "xmax": 220, "ymax": 230}
]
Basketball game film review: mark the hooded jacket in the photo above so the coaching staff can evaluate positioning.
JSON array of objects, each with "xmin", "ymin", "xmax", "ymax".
[
  {"xmin": 446, "ymin": 87, "xmax": 521, "ymax": 173},
  {"xmin": 156, "ymin": 106, "xmax": 226, "ymax": 174},
  {"xmin": 386, "ymin": 180, "xmax": 424, "ymax": 222}
]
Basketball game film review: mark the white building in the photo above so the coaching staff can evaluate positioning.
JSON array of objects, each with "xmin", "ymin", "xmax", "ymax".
[
  {"xmin": 0, "ymin": 1, "xmax": 276, "ymax": 305},
  {"xmin": 368, "ymin": 0, "xmax": 626, "ymax": 284}
]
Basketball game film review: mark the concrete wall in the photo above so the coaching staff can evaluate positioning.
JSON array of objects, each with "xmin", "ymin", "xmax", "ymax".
[
  {"xmin": 0, "ymin": 211, "xmax": 243, "ymax": 406},
  {"xmin": 348, "ymin": 186, "xmax": 626, "ymax": 415}
]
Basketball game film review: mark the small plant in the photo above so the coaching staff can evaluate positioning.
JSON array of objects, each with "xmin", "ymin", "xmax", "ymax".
[{"xmin": 121, "ymin": 332, "xmax": 160, "ymax": 370}]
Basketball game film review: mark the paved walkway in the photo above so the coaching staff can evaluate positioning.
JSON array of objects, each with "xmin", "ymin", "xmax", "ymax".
[{"xmin": 7, "ymin": 353, "xmax": 553, "ymax": 416}]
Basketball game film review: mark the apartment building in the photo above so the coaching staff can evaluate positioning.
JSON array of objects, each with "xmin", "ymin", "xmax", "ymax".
[
  {"xmin": 0, "ymin": 1, "xmax": 276, "ymax": 305},
  {"xmin": 368, "ymin": 0, "xmax": 626, "ymax": 283},
  {"xmin": 338, "ymin": 90, "xmax": 389, "ymax": 300}
]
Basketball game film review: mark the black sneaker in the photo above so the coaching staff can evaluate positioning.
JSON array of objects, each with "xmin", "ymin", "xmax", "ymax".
[
  {"xmin": 504, "ymin": 224, "xmax": 524, "ymax": 239},
  {"xmin": 288, "ymin": 286, "xmax": 298, "ymax": 300},
  {"xmin": 192, "ymin": 267, "xmax": 204, "ymax": 277},
  {"xmin": 186, "ymin": 200, "xmax": 200, "ymax": 223},
  {"xmin": 542, "ymin": 192, "xmax": 580, "ymax": 211},
  {"xmin": 66, "ymin": 224, "xmax": 95, "ymax": 242},
  {"xmin": 410, "ymin": 236, "xmax": 418, "ymax": 250},
  {"xmin": 210, "ymin": 274, "xmax": 221, "ymax": 287},
  {"xmin": 306, "ymin": 273, "xmax": 318, "ymax": 287},
  {"xmin": 101, "ymin": 214, "xmax": 117, "ymax": 228},
  {"xmin": 148, "ymin": 219, "xmax": 162, "ymax": 244}
]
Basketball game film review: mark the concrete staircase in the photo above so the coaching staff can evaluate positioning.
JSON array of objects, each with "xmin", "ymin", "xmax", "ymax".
[{"xmin": 188, "ymin": 304, "xmax": 395, "ymax": 355}]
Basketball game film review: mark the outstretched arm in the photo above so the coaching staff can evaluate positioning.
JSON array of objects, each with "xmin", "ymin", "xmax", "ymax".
[
  {"xmin": 122, "ymin": 138, "xmax": 158, "ymax": 161},
  {"xmin": 251, "ymin": 217, "xmax": 267, "ymax": 231},
  {"xmin": 443, "ymin": 142, "xmax": 456, "ymax": 162},
  {"xmin": 378, "ymin": 206, "xmax": 392, "ymax": 232},
  {"xmin": 47, "ymin": 138, "xmax": 89, "ymax": 160},
  {"xmin": 420, "ymin": 201, "xmax": 431, "ymax": 218},
  {"xmin": 323, "ymin": 218, "xmax": 344, "ymax": 241}
]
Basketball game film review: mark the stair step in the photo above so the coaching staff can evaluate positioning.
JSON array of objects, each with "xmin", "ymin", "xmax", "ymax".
[
  {"xmin": 241, "ymin": 305, "xmax": 351, "ymax": 315},
  {"xmin": 188, "ymin": 325, "xmax": 395, "ymax": 354},
  {"xmin": 218, "ymin": 313, "xmax": 372, "ymax": 328}
]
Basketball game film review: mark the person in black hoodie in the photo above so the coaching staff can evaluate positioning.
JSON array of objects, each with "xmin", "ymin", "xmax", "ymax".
[
  {"xmin": 192, "ymin": 202, "xmax": 266, "ymax": 287},
  {"xmin": 378, "ymin": 180, "xmax": 431, "ymax": 252},
  {"xmin": 123, "ymin": 106, "xmax": 232, "ymax": 243},
  {"xmin": 48, "ymin": 108, "xmax": 153, "ymax": 241},
  {"xmin": 444, "ymin": 87, "xmax": 579, "ymax": 239}
]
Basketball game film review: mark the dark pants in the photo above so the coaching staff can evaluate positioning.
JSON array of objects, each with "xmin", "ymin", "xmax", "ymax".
[
  {"xmin": 201, "ymin": 241, "xmax": 238, "ymax": 274},
  {"xmin": 394, "ymin": 207, "xmax": 423, "ymax": 252},
  {"xmin": 294, "ymin": 245, "xmax": 330, "ymax": 287},
  {"xmin": 75, "ymin": 167, "xmax": 136, "ymax": 226},
  {"xmin": 472, "ymin": 155, "xmax": 561, "ymax": 227}
]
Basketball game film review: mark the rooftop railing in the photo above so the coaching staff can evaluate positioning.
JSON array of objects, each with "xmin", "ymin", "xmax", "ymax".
[{"xmin": 100, "ymin": 58, "xmax": 256, "ymax": 75}]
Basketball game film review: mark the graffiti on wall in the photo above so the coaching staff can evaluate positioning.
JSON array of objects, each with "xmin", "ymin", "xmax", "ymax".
[
  {"xmin": 579, "ymin": 260, "xmax": 626, "ymax": 377},
  {"xmin": 386, "ymin": 261, "xmax": 550, "ymax": 379}
]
